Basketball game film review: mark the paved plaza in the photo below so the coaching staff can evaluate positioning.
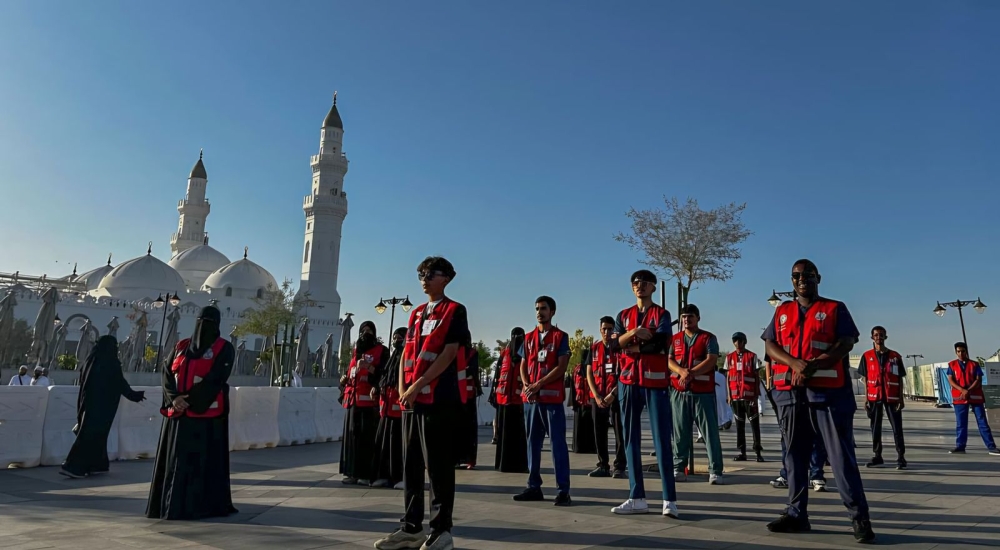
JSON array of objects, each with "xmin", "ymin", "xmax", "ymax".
[{"xmin": 2, "ymin": 399, "xmax": 998, "ymax": 550}]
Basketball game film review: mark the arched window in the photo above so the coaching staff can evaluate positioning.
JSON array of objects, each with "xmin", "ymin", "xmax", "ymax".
[
  {"xmin": 256, "ymin": 288, "xmax": 263, "ymax": 299},
  {"xmin": 304, "ymin": 241, "xmax": 310, "ymax": 263},
  {"xmin": 225, "ymin": 287, "xmax": 233, "ymax": 297}
]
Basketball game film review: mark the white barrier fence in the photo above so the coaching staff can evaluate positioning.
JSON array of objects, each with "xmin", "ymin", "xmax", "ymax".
[{"xmin": 0, "ymin": 385, "xmax": 345, "ymax": 469}]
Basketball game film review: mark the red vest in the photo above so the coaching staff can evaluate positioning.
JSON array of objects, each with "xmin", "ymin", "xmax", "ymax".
[
  {"xmin": 589, "ymin": 340, "xmax": 618, "ymax": 398},
  {"xmin": 495, "ymin": 348, "xmax": 522, "ymax": 406},
  {"xmin": 380, "ymin": 386, "xmax": 402, "ymax": 418},
  {"xmin": 573, "ymin": 365, "xmax": 590, "ymax": 406},
  {"xmin": 949, "ymin": 360, "xmax": 985, "ymax": 405},
  {"xmin": 771, "ymin": 299, "xmax": 845, "ymax": 391},
  {"xmin": 863, "ymin": 349, "xmax": 903, "ymax": 403},
  {"xmin": 343, "ymin": 344, "xmax": 385, "ymax": 409},
  {"xmin": 402, "ymin": 300, "xmax": 469, "ymax": 406},
  {"xmin": 727, "ymin": 350, "xmax": 759, "ymax": 400},
  {"xmin": 524, "ymin": 328, "xmax": 567, "ymax": 404},
  {"xmin": 618, "ymin": 305, "xmax": 670, "ymax": 388},
  {"xmin": 161, "ymin": 338, "xmax": 226, "ymax": 418},
  {"xmin": 669, "ymin": 331, "xmax": 716, "ymax": 393}
]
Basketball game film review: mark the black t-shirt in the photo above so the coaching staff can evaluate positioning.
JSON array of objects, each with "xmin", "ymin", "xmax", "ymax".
[{"xmin": 414, "ymin": 301, "xmax": 470, "ymax": 412}]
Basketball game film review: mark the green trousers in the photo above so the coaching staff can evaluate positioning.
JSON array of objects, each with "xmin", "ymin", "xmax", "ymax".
[{"xmin": 671, "ymin": 390, "xmax": 724, "ymax": 475}]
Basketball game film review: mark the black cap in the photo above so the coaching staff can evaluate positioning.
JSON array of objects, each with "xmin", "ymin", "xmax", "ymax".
[
  {"xmin": 630, "ymin": 269, "xmax": 657, "ymax": 284},
  {"xmin": 732, "ymin": 332, "xmax": 747, "ymax": 341},
  {"xmin": 680, "ymin": 303, "xmax": 700, "ymax": 317}
]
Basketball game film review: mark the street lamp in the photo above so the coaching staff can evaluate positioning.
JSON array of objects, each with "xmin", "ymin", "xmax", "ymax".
[
  {"xmin": 153, "ymin": 292, "xmax": 181, "ymax": 371},
  {"xmin": 933, "ymin": 298, "xmax": 987, "ymax": 347},
  {"xmin": 767, "ymin": 289, "xmax": 795, "ymax": 308},
  {"xmin": 905, "ymin": 354, "xmax": 924, "ymax": 368},
  {"xmin": 375, "ymin": 296, "xmax": 413, "ymax": 344}
]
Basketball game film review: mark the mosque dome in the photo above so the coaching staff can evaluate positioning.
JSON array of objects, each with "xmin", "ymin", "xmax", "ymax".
[
  {"xmin": 76, "ymin": 255, "xmax": 116, "ymax": 291},
  {"xmin": 95, "ymin": 246, "xmax": 186, "ymax": 300},
  {"xmin": 169, "ymin": 244, "xmax": 231, "ymax": 290},
  {"xmin": 202, "ymin": 249, "xmax": 278, "ymax": 300}
]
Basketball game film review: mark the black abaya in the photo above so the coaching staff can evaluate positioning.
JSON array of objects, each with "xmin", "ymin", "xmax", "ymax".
[
  {"xmin": 63, "ymin": 336, "xmax": 144, "ymax": 477},
  {"xmin": 340, "ymin": 406, "xmax": 378, "ymax": 480},
  {"xmin": 372, "ymin": 415, "xmax": 403, "ymax": 485},
  {"xmin": 455, "ymin": 354, "xmax": 482, "ymax": 467},
  {"xmin": 571, "ymin": 404, "xmax": 597, "ymax": 454},
  {"xmin": 146, "ymin": 309, "xmax": 237, "ymax": 521},
  {"xmin": 494, "ymin": 403, "xmax": 528, "ymax": 473}
]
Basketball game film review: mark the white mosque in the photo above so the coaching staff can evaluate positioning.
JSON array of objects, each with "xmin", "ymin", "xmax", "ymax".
[{"xmin": 0, "ymin": 97, "xmax": 351, "ymax": 361}]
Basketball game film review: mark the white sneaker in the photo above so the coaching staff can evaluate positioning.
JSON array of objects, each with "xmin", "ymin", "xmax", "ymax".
[
  {"xmin": 662, "ymin": 501, "xmax": 680, "ymax": 518},
  {"xmin": 811, "ymin": 479, "xmax": 827, "ymax": 492},
  {"xmin": 358, "ymin": 478, "xmax": 371, "ymax": 486},
  {"xmin": 611, "ymin": 498, "xmax": 650, "ymax": 515},
  {"xmin": 709, "ymin": 474, "xmax": 723, "ymax": 485},
  {"xmin": 420, "ymin": 531, "xmax": 453, "ymax": 550},
  {"xmin": 374, "ymin": 528, "xmax": 426, "ymax": 550},
  {"xmin": 393, "ymin": 481, "xmax": 405, "ymax": 490},
  {"xmin": 673, "ymin": 470, "xmax": 687, "ymax": 482}
]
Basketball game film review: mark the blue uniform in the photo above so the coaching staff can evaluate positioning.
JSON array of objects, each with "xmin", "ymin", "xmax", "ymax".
[{"xmin": 762, "ymin": 299, "xmax": 870, "ymax": 522}]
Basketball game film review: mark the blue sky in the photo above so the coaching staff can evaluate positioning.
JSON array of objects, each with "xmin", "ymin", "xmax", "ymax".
[{"xmin": 1, "ymin": 1, "xmax": 998, "ymax": 362}]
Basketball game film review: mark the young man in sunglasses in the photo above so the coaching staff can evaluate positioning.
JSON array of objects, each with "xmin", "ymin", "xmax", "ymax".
[
  {"xmin": 611, "ymin": 270, "xmax": 679, "ymax": 518},
  {"xmin": 375, "ymin": 257, "xmax": 469, "ymax": 550},
  {"xmin": 762, "ymin": 259, "xmax": 874, "ymax": 543}
]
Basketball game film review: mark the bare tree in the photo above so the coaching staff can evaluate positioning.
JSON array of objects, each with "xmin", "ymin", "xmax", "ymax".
[{"xmin": 614, "ymin": 197, "xmax": 752, "ymax": 306}]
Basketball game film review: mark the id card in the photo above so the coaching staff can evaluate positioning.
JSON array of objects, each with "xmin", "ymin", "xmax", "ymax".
[
  {"xmin": 421, "ymin": 320, "xmax": 439, "ymax": 336},
  {"xmin": 604, "ymin": 363, "xmax": 614, "ymax": 373},
  {"xmin": 538, "ymin": 350, "xmax": 548, "ymax": 362}
]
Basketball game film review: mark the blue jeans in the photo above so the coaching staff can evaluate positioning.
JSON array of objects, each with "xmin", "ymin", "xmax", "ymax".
[
  {"xmin": 619, "ymin": 382, "xmax": 676, "ymax": 502},
  {"xmin": 779, "ymin": 428, "xmax": 827, "ymax": 481},
  {"xmin": 954, "ymin": 403, "xmax": 997, "ymax": 450},
  {"xmin": 524, "ymin": 402, "xmax": 570, "ymax": 494}
]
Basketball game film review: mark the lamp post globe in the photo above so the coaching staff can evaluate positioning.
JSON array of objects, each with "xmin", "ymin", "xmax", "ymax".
[{"xmin": 974, "ymin": 298, "xmax": 987, "ymax": 314}]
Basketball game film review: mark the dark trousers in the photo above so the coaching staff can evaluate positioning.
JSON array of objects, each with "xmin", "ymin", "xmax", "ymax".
[
  {"xmin": 779, "ymin": 402, "xmax": 869, "ymax": 522},
  {"xmin": 591, "ymin": 401, "xmax": 626, "ymax": 471},
  {"xmin": 731, "ymin": 399, "xmax": 762, "ymax": 454},
  {"xmin": 867, "ymin": 401, "xmax": 905, "ymax": 462},
  {"xmin": 402, "ymin": 405, "xmax": 458, "ymax": 534}
]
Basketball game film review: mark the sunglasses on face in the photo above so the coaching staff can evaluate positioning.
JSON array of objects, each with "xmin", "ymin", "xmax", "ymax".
[
  {"xmin": 791, "ymin": 272, "xmax": 818, "ymax": 281},
  {"xmin": 417, "ymin": 270, "xmax": 444, "ymax": 281},
  {"xmin": 632, "ymin": 279, "xmax": 654, "ymax": 287}
]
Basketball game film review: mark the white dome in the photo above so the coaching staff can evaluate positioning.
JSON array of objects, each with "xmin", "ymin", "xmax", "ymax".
[
  {"xmin": 95, "ymin": 252, "xmax": 187, "ymax": 300},
  {"xmin": 76, "ymin": 263, "xmax": 115, "ymax": 291},
  {"xmin": 202, "ymin": 256, "xmax": 278, "ymax": 299},
  {"xmin": 168, "ymin": 244, "xmax": 231, "ymax": 291}
]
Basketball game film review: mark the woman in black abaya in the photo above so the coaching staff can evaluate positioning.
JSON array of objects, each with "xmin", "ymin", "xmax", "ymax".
[
  {"xmin": 570, "ymin": 349, "xmax": 597, "ymax": 454},
  {"xmin": 146, "ymin": 306, "xmax": 237, "ymax": 520},
  {"xmin": 494, "ymin": 328, "xmax": 529, "ymax": 473},
  {"xmin": 455, "ymin": 345, "xmax": 483, "ymax": 469},
  {"xmin": 339, "ymin": 320, "xmax": 388, "ymax": 485},
  {"xmin": 60, "ymin": 336, "xmax": 145, "ymax": 479},
  {"xmin": 372, "ymin": 327, "xmax": 407, "ymax": 489}
]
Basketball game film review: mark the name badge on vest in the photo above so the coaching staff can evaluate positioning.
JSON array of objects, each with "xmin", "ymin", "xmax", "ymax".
[
  {"xmin": 538, "ymin": 349, "xmax": 548, "ymax": 362},
  {"xmin": 203, "ymin": 347, "xmax": 215, "ymax": 360},
  {"xmin": 421, "ymin": 320, "xmax": 438, "ymax": 336},
  {"xmin": 736, "ymin": 362, "xmax": 743, "ymax": 370},
  {"xmin": 604, "ymin": 363, "xmax": 613, "ymax": 374}
]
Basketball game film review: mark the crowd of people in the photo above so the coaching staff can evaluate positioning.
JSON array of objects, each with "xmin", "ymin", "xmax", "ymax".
[{"xmin": 15, "ymin": 254, "xmax": 998, "ymax": 550}]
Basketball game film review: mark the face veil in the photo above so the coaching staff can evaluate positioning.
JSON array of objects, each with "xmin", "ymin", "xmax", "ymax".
[{"xmin": 190, "ymin": 306, "xmax": 222, "ymax": 356}]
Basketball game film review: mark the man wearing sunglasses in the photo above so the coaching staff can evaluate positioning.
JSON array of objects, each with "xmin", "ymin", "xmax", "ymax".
[
  {"xmin": 375, "ymin": 257, "xmax": 469, "ymax": 550},
  {"xmin": 611, "ymin": 270, "xmax": 678, "ymax": 519},
  {"xmin": 857, "ymin": 326, "xmax": 908, "ymax": 469},
  {"xmin": 762, "ymin": 259, "xmax": 875, "ymax": 543}
]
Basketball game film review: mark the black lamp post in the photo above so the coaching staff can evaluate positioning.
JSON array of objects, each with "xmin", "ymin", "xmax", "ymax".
[
  {"xmin": 767, "ymin": 289, "xmax": 795, "ymax": 307},
  {"xmin": 375, "ymin": 296, "xmax": 413, "ymax": 343},
  {"xmin": 152, "ymin": 291, "xmax": 181, "ymax": 370},
  {"xmin": 933, "ymin": 298, "xmax": 987, "ymax": 347}
]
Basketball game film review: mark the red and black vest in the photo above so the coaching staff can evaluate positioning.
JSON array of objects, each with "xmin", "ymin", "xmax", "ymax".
[
  {"xmin": 618, "ymin": 305, "xmax": 670, "ymax": 388},
  {"xmin": 771, "ymin": 298, "xmax": 845, "ymax": 391},
  {"xmin": 669, "ymin": 331, "xmax": 716, "ymax": 393},
  {"xmin": 589, "ymin": 340, "xmax": 618, "ymax": 398},
  {"xmin": 495, "ymin": 348, "xmax": 522, "ymax": 406},
  {"xmin": 863, "ymin": 348, "xmax": 903, "ymax": 404},
  {"xmin": 727, "ymin": 350, "xmax": 759, "ymax": 400},
  {"xmin": 380, "ymin": 386, "xmax": 402, "ymax": 418},
  {"xmin": 343, "ymin": 344, "xmax": 386, "ymax": 409},
  {"xmin": 524, "ymin": 328, "xmax": 567, "ymax": 404},
  {"xmin": 161, "ymin": 337, "xmax": 226, "ymax": 418},
  {"xmin": 402, "ymin": 300, "xmax": 469, "ymax": 406},
  {"xmin": 949, "ymin": 359, "xmax": 985, "ymax": 405},
  {"xmin": 573, "ymin": 364, "xmax": 590, "ymax": 406}
]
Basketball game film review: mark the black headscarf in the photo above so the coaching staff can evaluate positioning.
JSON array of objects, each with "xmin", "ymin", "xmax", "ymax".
[
  {"xmin": 80, "ymin": 335, "xmax": 121, "ymax": 390},
  {"xmin": 380, "ymin": 327, "xmax": 407, "ymax": 389},
  {"xmin": 508, "ymin": 327, "xmax": 525, "ymax": 363},
  {"xmin": 355, "ymin": 320, "xmax": 378, "ymax": 358},
  {"xmin": 188, "ymin": 306, "xmax": 222, "ymax": 357}
]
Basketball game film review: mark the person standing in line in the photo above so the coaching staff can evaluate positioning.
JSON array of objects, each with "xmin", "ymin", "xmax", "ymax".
[
  {"xmin": 8, "ymin": 365, "xmax": 31, "ymax": 385},
  {"xmin": 512, "ymin": 296, "xmax": 572, "ymax": 506},
  {"xmin": 857, "ymin": 326, "xmax": 908, "ymax": 469},
  {"xmin": 373, "ymin": 327, "xmax": 408, "ymax": 489},
  {"xmin": 493, "ymin": 327, "xmax": 529, "ymax": 473},
  {"xmin": 455, "ymin": 344, "xmax": 482, "ymax": 469},
  {"xmin": 946, "ymin": 342, "xmax": 1000, "ymax": 456},
  {"xmin": 587, "ymin": 316, "xmax": 627, "ymax": 479},
  {"xmin": 726, "ymin": 332, "xmax": 764, "ymax": 462},
  {"xmin": 374, "ymin": 256, "xmax": 470, "ymax": 550},
  {"xmin": 340, "ymin": 321, "xmax": 389, "ymax": 486},
  {"xmin": 611, "ymin": 270, "xmax": 678, "ymax": 518},
  {"xmin": 762, "ymin": 259, "xmax": 874, "ymax": 542},
  {"xmin": 668, "ymin": 304, "xmax": 724, "ymax": 484},
  {"xmin": 570, "ymin": 349, "xmax": 597, "ymax": 454}
]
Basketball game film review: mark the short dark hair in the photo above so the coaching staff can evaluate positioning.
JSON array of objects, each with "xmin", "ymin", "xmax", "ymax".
[
  {"xmin": 681, "ymin": 303, "xmax": 700, "ymax": 317},
  {"xmin": 792, "ymin": 258, "xmax": 819, "ymax": 274},
  {"xmin": 535, "ymin": 295, "xmax": 556, "ymax": 312},
  {"xmin": 417, "ymin": 256, "xmax": 456, "ymax": 279},
  {"xmin": 631, "ymin": 269, "xmax": 657, "ymax": 284},
  {"xmin": 599, "ymin": 316, "xmax": 615, "ymax": 326},
  {"xmin": 955, "ymin": 341, "xmax": 968, "ymax": 351},
  {"xmin": 871, "ymin": 326, "xmax": 886, "ymax": 336}
]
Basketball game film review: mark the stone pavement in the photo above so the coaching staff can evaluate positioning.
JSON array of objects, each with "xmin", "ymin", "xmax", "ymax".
[{"xmin": 2, "ymin": 399, "xmax": 998, "ymax": 550}]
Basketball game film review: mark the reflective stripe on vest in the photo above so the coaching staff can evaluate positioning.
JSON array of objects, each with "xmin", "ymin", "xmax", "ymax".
[
  {"xmin": 525, "ymin": 328, "xmax": 567, "ymax": 404},
  {"xmin": 401, "ymin": 300, "xmax": 470, "ymax": 406},
  {"xmin": 617, "ymin": 304, "xmax": 670, "ymax": 388},
  {"xmin": 728, "ymin": 351, "xmax": 760, "ymax": 400},
  {"xmin": 161, "ymin": 337, "xmax": 227, "ymax": 419},
  {"xmin": 496, "ymin": 349, "xmax": 523, "ymax": 406},
  {"xmin": 771, "ymin": 299, "xmax": 844, "ymax": 391},
  {"xmin": 949, "ymin": 360, "xmax": 985, "ymax": 405},
  {"xmin": 670, "ymin": 331, "xmax": 716, "ymax": 393}
]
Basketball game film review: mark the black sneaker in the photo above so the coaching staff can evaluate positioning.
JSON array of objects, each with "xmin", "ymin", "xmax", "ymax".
[
  {"xmin": 896, "ymin": 459, "xmax": 907, "ymax": 470},
  {"xmin": 588, "ymin": 466, "xmax": 611, "ymax": 478},
  {"xmin": 766, "ymin": 513, "xmax": 811, "ymax": 533},
  {"xmin": 865, "ymin": 457, "xmax": 884, "ymax": 468},
  {"xmin": 611, "ymin": 469, "xmax": 626, "ymax": 479},
  {"xmin": 733, "ymin": 454, "xmax": 747, "ymax": 462},
  {"xmin": 512, "ymin": 488, "xmax": 544, "ymax": 502},
  {"xmin": 949, "ymin": 447, "xmax": 966, "ymax": 454},
  {"xmin": 755, "ymin": 453, "xmax": 765, "ymax": 463},
  {"xmin": 989, "ymin": 448, "xmax": 1000, "ymax": 456},
  {"xmin": 553, "ymin": 492, "xmax": 572, "ymax": 506},
  {"xmin": 853, "ymin": 519, "xmax": 876, "ymax": 543}
]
